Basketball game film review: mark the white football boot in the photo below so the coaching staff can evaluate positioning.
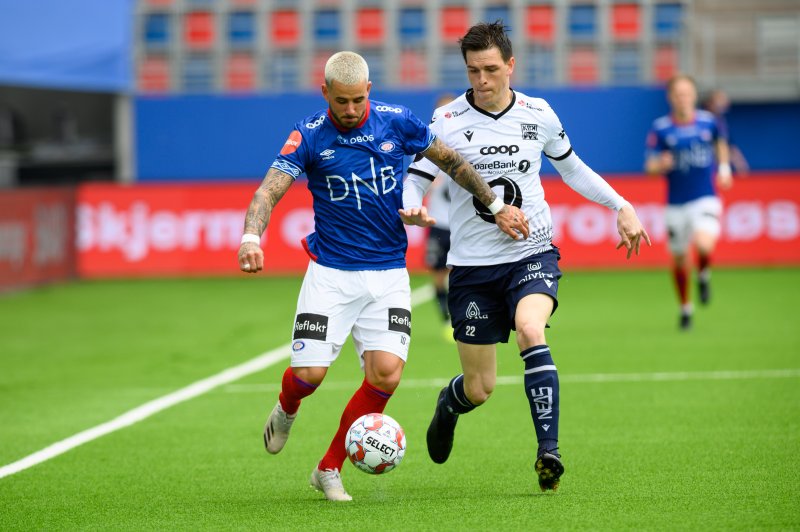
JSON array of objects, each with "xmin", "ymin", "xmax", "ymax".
[
  {"xmin": 263, "ymin": 401, "xmax": 296, "ymax": 454},
  {"xmin": 310, "ymin": 468, "xmax": 353, "ymax": 502}
]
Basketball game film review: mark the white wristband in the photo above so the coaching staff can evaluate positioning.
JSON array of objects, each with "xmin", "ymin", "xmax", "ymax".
[
  {"xmin": 241, "ymin": 233, "xmax": 261, "ymax": 245},
  {"xmin": 487, "ymin": 197, "xmax": 504, "ymax": 215},
  {"xmin": 717, "ymin": 162, "xmax": 732, "ymax": 179}
]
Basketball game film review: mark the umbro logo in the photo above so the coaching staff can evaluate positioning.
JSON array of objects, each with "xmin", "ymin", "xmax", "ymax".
[
  {"xmin": 320, "ymin": 149, "xmax": 335, "ymax": 160},
  {"xmin": 464, "ymin": 130, "xmax": 474, "ymax": 142}
]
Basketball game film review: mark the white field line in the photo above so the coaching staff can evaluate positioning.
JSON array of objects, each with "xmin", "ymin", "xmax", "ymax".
[
  {"xmin": 223, "ymin": 368, "xmax": 800, "ymax": 394},
  {"xmin": 0, "ymin": 284, "xmax": 434, "ymax": 480}
]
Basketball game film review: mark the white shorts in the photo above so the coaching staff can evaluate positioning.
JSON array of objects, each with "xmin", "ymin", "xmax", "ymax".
[
  {"xmin": 290, "ymin": 261, "xmax": 411, "ymax": 368},
  {"xmin": 665, "ymin": 195, "xmax": 722, "ymax": 254}
]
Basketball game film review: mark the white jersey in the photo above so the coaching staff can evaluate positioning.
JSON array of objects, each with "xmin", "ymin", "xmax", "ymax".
[
  {"xmin": 426, "ymin": 172, "xmax": 450, "ymax": 230},
  {"xmin": 408, "ymin": 89, "xmax": 574, "ymax": 266}
]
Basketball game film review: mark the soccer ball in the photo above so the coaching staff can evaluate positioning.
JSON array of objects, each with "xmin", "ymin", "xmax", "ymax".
[{"xmin": 345, "ymin": 413, "xmax": 406, "ymax": 474}]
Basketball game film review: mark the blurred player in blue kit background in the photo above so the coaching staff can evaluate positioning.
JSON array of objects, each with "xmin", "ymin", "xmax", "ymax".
[
  {"xmin": 237, "ymin": 51, "xmax": 528, "ymax": 502},
  {"xmin": 646, "ymin": 74, "xmax": 733, "ymax": 330}
]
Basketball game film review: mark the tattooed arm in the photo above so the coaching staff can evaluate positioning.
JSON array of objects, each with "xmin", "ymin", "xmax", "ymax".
[
  {"xmin": 405, "ymin": 137, "xmax": 529, "ymax": 240},
  {"xmin": 238, "ymin": 168, "xmax": 294, "ymax": 273},
  {"xmin": 421, "ymin": 137, "xmax": 495, "ymax": 207}
]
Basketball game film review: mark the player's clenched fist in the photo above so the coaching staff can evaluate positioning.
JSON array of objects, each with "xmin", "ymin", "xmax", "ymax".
[{"xmin": 238, "ymin": 242, "xmax": 264, "ymax": 273}]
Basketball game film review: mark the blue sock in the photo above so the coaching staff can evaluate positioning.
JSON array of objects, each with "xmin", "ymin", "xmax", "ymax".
[
  {"xmin": 520, "ymin": 345, "xmax": 559, "ymax": 455},
  {"xmin": 443, "ymin": 374, "xmax": 476, "ymax": 415}
]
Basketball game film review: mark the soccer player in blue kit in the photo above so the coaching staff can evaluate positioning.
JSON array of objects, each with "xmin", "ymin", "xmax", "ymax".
[
  {"xmin": 646, "ymin": 74, "xmax": 733, "ymax": 330},
  {"xmin": 237, "ymin": 51, "xmax": 528, "ymax": 501},
  {"xmin": 401, "ymin": 22, "xmax": 651, "ymax": 493}
]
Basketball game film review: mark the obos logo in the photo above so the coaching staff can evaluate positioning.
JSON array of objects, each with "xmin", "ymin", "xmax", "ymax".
[
  {"xmin": 380, "ymin": 141, "xmax": 395, "ymax": 152},
  {"xmin": 280, "ymin": 131, "xmax": 302, "ymax": 155}
]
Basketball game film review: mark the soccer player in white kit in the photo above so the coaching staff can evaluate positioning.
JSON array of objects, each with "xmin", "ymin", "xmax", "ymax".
[
  {"xmin": 646, "ymin": 74, "xmax": 733, "ymax": 330},
  {"xmin": 401, "ymin": 22, "xmax": 651, "ymax": 492},
  {"xmin": 238, "ymin": 51, "xmax": 528, "ymax": 501}
]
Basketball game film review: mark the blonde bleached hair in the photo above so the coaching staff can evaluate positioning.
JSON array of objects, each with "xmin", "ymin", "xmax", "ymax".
[{"xmin": 324, "ymin": 51, "xmax": 369, "ymax": 87}]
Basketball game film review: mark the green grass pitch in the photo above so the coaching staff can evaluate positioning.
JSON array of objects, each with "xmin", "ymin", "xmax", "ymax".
[{"xmin": 1, "ymin": 269, "xmax": 798, "ymax": 530}]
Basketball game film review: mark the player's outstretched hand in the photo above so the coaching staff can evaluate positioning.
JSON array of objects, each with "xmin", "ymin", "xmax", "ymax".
[
  {"xmin": 398, "ymin": 206, "xmax": 436, "ymax": 227},
  {"xmin": 495, "ymin": 205, "xmax": 530, "ymax": 241},
  {"xmin": 239, "ymin": 242, "xmax": 264, "ymax": 273},
  {"xmin": 615, "ymin": 204, "xmax": 651, "ymax": 259}
]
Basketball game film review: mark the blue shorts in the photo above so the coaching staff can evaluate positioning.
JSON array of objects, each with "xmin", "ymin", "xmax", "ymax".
[{"xmin": 448, "ymin": 249, "xmax": 561, "ymax": 344}]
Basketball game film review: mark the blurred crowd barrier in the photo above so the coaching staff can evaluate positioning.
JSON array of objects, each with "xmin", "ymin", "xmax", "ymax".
[{"xmin": 5, "ymin": 173, "xmax": 797, "ymax": 290}]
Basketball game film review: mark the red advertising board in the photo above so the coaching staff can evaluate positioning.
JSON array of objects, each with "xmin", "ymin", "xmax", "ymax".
[
  {"xmin": 0, "ymin": 187, "xmax": 76, "ymax": 291},
  {"xmin": 76, "ymin": 174, "xmax": 800, "ymax": 278}
]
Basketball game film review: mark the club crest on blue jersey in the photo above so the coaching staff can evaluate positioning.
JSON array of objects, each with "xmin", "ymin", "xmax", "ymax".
[{"xmin": 379, "ymin": 141, "xmax": 395, "ymax": 152}]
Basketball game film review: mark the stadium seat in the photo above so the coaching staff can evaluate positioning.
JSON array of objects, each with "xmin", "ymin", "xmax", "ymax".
[
  {"xmin": 611, "ymin": 46, "xmax": 640, "ymax": 83},
  {"xmin": 314, "ymin": 9, "xmax": 340, "ymax": 45},
  {"xmin": 182, "ymin": 54, "xmax": 215, "ymax": 92},
  {"xmin": 485, "ymin": 5, "xmax": 512, "ymax": 33},
  {"xmin": 611, "ymin": 4, "xmax": 640, "ymax": 41},
  {"xmin": 268, "ymin": 52, "xmax": 300, "ymax": 90},
  {"xmin": 399, "ymin": 50, "xmax": 428, "ymax": 86},
  {"xmin": 568, "ymin": 4, "xmax": 597, "ymax": 42},
  {"xmin": 526, "ymin": 46, "xmax": 556, "ymax": 85},
  {"xmin": 526, "ymin": 5, "xmax": 555, "ymax": 45},
  {"xmin": 184, "ymin": 11, "xmax": 215, "ymax": 50},
  {"xmin": 138, "ymin": 56, "xmax": 170, "ymax": 92},
  {"xmin": 654, "ymin": 3, "xmax": 683, "ymax": 40},
  {"xmin": 225, "ymin": 53, "xmax": 256, "ymax": 91},
  {"xmin": 143, "ymin": 13, "xmax": 170, "ymax": 50},
  {"xmin": 441, "ymin": 7, "xmax": 469, "ymax": 42},
  {"xmin": 441, "ymin": 48, "xmax": 466, "ymax": 87},
  {"xmin": 356, "ymin": 8, "xmax": 384, "ymax": 46},
  {"xmin": 654, "ymin": 45, "xmax": 679, "ymax": 81},
  {"xmin": 228, "ymin": 11, "xmax": 255, "ymax": 49},
  {"xmin": 271, "ymin": 10, "xmax": 300, "ymax": 47},
  {"xmin": 399, "ymin": 8, "xmax": 425, "ymax": 46},
  {"xmin": 360, "ymin": 50, "xmax": 385, "ymax": 85},
  {"xmin": 568, "ymin": 47, "xmax": 599, "ymax": 84},
  {"xmin": 311, "ymin": 51, "xmax": 332, "ymax": 87}
]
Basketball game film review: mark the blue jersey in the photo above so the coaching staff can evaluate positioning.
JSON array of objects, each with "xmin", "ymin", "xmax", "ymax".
[
  {"xmin": 271, "ymin": 100, "xmax": 435, "ymax": 270},
  {"xmin": 646, "ymin": 110, "xmax": 724, "ymax": 205}
]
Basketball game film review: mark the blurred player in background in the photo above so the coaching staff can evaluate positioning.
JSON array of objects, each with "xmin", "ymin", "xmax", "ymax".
[
  {"xmin": 646, "ymin": 74, "xmax": 733, "ymax": 330},
  {"xmin": 238, "ymin": 51, "xmax": 528, "ymax": 502},
  {"xmin": 423, "ymin": 93, "xmax": 457, "ymax": 341},
  {"xmin": 702, "ymin": 88, "xmax": 750, "ymax": 176},
  {"xmin": 401, "ymin": 21, "xmax": 650, "ymax": 493}
]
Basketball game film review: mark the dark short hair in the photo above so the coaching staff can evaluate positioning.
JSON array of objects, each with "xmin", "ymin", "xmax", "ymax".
[{"xmin": 459, "ymin": 20, "xmax": 513, "ymax": 63}]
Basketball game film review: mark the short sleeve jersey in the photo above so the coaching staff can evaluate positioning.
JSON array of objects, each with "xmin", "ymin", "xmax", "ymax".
[
  {"xmin": 407, "ymin": 89, "xmax": 572, "ymax": 266},
  {"xmin": 646, "ymin": 110, "xmax": 723, "ymax": 205},
  {"xmin": 272, "ymin": 100, "xmax": 435, "ymax": 270}
]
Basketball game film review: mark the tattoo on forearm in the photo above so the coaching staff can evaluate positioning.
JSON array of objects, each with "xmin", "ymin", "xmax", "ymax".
[
  {"xmin": 244, "ymin": 168, "xmax": 293, "ymax": 235},
  {"xmin": 424, "ymin": 138, "xmax": 495, "ymax": 206}
]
